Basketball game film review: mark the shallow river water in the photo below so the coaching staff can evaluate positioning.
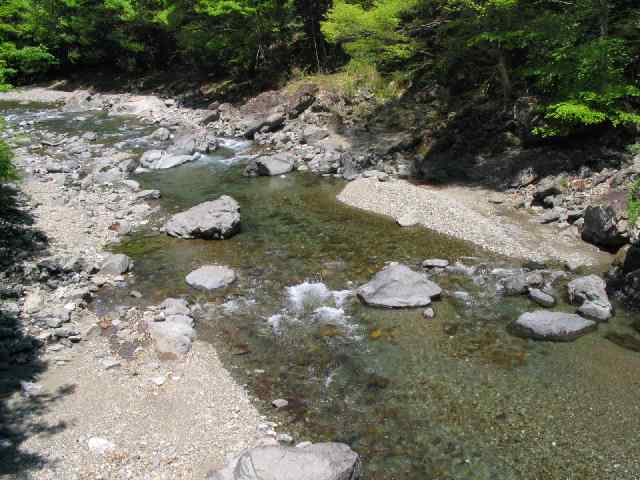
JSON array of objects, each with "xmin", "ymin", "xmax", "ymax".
[{"xmin": 3, "ymin": 101, "xmax": 640, "ymax": 480}]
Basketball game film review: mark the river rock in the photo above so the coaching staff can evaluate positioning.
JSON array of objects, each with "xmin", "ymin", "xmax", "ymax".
[
  {"xmin": 357, "ymin": 263, "xmax": 442, "ymax": 308},
  {"xmin": 149, "ymin": 321, "xmax": 196, "ymax": 357},
  {"xmin": 88, "ymin": 437, "xmax": 116, "ymax": 456},
  {"xmin": 581, "ymin": 205, "xmax": 628, "ymax": 251},
  {"xmin": 567, "ymin": 275, "xmax": 613, "ymax": 321},
  {"xmin": 140, "ymin": 149, "xmax": 164, "ymax": 168},
  {"xmin": 150, "ymin": 154, "xmax": 194, "ymax": 170},
  {"xmin": 165, "ymin": 196, "xmax": 240, "ymax": 240},
  {"xmin": 528, "ymin": 288, "xmax": 556, "ymax": 308},
  {"xmin": 169, "ymin": 129, "xmax": 217, "ymax": 156},
  {"xmin": 242, "ymin": 112, "xmax": 286, "ymax": 139},
  {"xmin": 150, "ymin": 127, "xmax": 171, "ymax": 141},
  {"xmin": 186, "ymin": 265, "xmax": 236, "ymax": 290},
  {"xmin": 207, "ymin": 443, "xmax": 361, "ymax": 480},
  {"xmin": 533, "ymin": 176, "xmax": 567, "ymax": 205},
  {"xmin": 500, "ymin": 272, "xmax": 544, "ymax": 295},
  {"xmin": 160, "ymin": 298, "xmax": 191, "ymax": 316},
  {"xmin": 396, "ymin": 212, "xmax": 419, "ymax": 227},
  {"xmin": 422, "ymin": 259, "xmax": 449, "ymax": 269},
  {"xmin": 509, "ymin": 311, "xmax": 597, "ymax": 341},
  {"xmin": 100, "ymin": 254, "xmax": 132, "ymax": 276},
  {"xmin": 244, "ymin": 153, "xmax": 295, "ymax": 177}
]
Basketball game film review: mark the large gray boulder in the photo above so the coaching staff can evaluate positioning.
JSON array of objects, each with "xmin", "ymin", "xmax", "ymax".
[
  {"xmin": 100, "ymin": 254, "xmax": 132, "ymax": 276},
  {"xmin": 149, "ymin": 321, "xmax": 196, "ymax": 357},
  {"xmin": 357, "ymin": 263, "xmax": 442, "ymax": 308},
  {"xmin": 168, "ymin": 129, "xmax": 218, "ymax": 156},
  {"xmin": 509, "ymin": 310, "xmax": 597, "ymax": 341},
  {"xmin": 241, "ymin": 112, "xmax": 286, "ymax": 139},
  {"xmin": 244, "ymin": 153, "xmax": 295, "ymax": 177},
  {"xmin": 164, "ymin": 196, "xmax": 240, "ymax": 240},
  {"xmin": 581, "ymin": 205, "xmax": 628, "ymax": 251},
  {"xmin": 185, "ymin": 265, "xmax": 236, "ymax": 290},
  {"xmin": 207, "ymin": 443, "xmax": 360, "ymax": 480},
  {"xmin": 567, "ymin": 275, "xmax": 613, "ymax": 321}
]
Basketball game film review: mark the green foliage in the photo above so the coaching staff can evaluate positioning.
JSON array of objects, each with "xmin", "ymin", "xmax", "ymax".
[
  {"xmin": 322, "ymin": 0, "xmax": 418, "ymax": 68},
  {"xmin": 0, "ymin": 119, "xmax": 16, "ymax": 182}
]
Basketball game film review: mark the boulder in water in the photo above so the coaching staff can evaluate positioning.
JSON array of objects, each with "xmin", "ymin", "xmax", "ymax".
[
  {"xmin": 186, "ymin": 265, "xmax": 236, "ymax": 290},
  {"xmin": 567, "ymin": 274, "xmax": 613, "ymax": 321},
  {"xmin": 207, "ymin": 443, "xmax": 361, "ymax": 480},
  {"xmin": 244, "ymin": 153, "xmax": 295, "ymax": 177},
  {"xmin": 509, "ymin": 310, "xmax": 597, "ymax": 341},
  {"xmin": 357, "ymin": 263, "xmax": 442, "ymax": 308},
  {"xmin": 100, "ymin": 254, "xmax": 132, "ymax": 276},
  {"xmin": 164, "ymin": 196, "xmax": 240, "ymax": 240}
]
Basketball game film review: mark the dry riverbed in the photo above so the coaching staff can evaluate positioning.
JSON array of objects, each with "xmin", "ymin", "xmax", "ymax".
[{"xmin": 338, "ymin": 177, "xmax": 613, "ymax": 268}]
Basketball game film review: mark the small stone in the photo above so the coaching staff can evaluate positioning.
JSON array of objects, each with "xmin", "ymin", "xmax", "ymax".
[
  {"xmin": 276, "ymin": 433, "xmax": 294, "ymax": 444},
  {"xmin": 151, "ymin": 375, "xmax": 166, "ymax": 386},
  {"xmin": 20, "ymin": 381, "xmax": 43, "ymax": 398},
  {"xmin": 423, "ymin": 308, "xmax": 435, "ymax": 319},
  {"xmin": 88, "ymin": 437, "xmax": 116, "ymax": 456},
  {"xmin": 130, "ymin": 290, "xmax": 143, "ymax": 299},
  {"xmin": 101, "ymin": 359, "xmax": 121, "ymax": 370},
  {"xmin": 396, "ymin": 212, "xmax": 419, "ymax": 227},
  {"xmin": 295, "ymin": 441, "xmax": 313, "ymax": 449},
  {"xmin": 272, "ymin": 398, "xmax": 289, "ymax": 409},
  {"xmin": 422, "ymin": 259, "xmax": 449, "ymax": 269}
]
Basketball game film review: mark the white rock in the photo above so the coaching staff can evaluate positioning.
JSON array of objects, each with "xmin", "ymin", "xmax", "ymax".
[{"xmin": 88, "ymin": 437, "xmax": 116, "ymax": 456}]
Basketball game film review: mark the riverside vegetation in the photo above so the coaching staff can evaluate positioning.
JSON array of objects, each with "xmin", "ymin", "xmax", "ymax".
[{"xmin": 2, "ymin": 1, "xmax": 640, "ymax": 480}]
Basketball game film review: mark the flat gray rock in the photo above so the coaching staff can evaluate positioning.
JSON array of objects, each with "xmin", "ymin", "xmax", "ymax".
[
  {"xmin": 357, "ymin": 263, "xmax": 442, "ymax": 308},
  {"xmin": 150, "ymin": 154, "xmax": 194, "ymax": 170},
  {"xmin": 567, "ymin": 275, "xmax": 613, "ymax": 321},
  {"xmin": 510, "ymin": 310, "xmax": 597, "ymax": 341},
  {"xmin": 165, "ymin": 196, "xmax": 240, "ymax": 240},
  {"xmin": 528, "ymin": 288, "xmax": 556, "ymax": 308},
  {"xmin": 186, "ymin": 265, "xmax": 236, "ymax": 290},
  {"xmin": 244, "ymin": 153, "xmax": 295, "ymax": 177},
  {"xmin": 207, "ymin": 443, "xmax": 360, "ymax": 480},
  {"xmin": 100, "ymin": 254, "xmax": 132, "ymax": 276}
]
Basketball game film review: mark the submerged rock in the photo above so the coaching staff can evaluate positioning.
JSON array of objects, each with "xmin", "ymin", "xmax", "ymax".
[
  {"xmin": 357, "ymin": 263, "xmax": 442, "ymax": 308},
  {"xmin": 567, "ymin": 275, "xmax": 613, "ymax": 321},
  {"xmin": 509, "ymin": 310, "xmax": 597, "ymax": 341},
  {"xmin": 186, "ymin": 265, "xmax": 236, "ymax": 290},
  {"xmin": 244, "ymin": 153, "xmax": 295, "ymax": 177},
  {"xmin": 100, "ymin": 254, "xmax": 132, "ymax": 276},
  {"xmin": 164, "ymin": 196, "xmax": 240, "ymax": 240},
  {"xmin": 207, "ymin": 443, "xmax": 361, "ymax": 480}
]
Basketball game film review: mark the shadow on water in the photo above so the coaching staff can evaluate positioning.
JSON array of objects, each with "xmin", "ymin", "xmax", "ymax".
[{"xmin": 0, "ymin": 185, "xmax": 71, "ymax": 476}]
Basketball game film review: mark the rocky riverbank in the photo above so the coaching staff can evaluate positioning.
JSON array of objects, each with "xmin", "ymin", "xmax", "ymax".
[
  {"xmin": 0, "ymin": 91, "xmax": 355, "ymax": 479},
  {"xmin": 2, "ymin": 81, "xmax": 640, "ymax": 479}
]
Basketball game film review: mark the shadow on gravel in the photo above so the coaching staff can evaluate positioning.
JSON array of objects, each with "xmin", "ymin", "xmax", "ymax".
[{"xmin": 0, "ymin": 184, "xmax": 72, "ymax": 476}]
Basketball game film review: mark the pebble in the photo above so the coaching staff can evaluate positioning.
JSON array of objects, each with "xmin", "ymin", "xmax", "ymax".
[
  {"xmin": 423, "ymin": 308, "xmax": 435, "ymax": 319},
  {"xmin": 271, "ymin": 398, "xmax": 289, "ymax": 409}
]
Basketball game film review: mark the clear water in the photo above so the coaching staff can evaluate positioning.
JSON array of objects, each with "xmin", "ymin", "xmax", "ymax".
[{"xmin": 3, "ymin": 101, "xmax": 640, "ymax": 480}]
